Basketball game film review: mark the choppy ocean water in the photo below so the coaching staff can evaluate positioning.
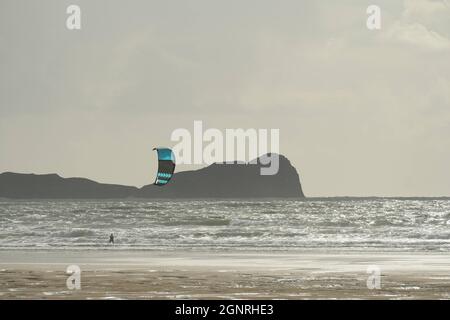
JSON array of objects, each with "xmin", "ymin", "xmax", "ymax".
[{"xmin": 0, "ymin": 199, "xmax": 449, "ymax": 251}]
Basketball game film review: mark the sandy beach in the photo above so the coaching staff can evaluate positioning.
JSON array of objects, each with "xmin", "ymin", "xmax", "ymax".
[{"xmin": 0, "ymin": 250, "xmax": 449, "ymax": 299}]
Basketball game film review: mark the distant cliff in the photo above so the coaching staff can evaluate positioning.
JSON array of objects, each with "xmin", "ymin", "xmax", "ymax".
[
  {"xmin": 138, "ymin": 154, "xmax": 304, "ymax": 198},
  {"xmin": 0, "ymin": 154, "xmax": 304, "ymax": 199}
]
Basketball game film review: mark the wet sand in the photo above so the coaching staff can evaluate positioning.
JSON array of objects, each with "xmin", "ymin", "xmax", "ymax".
[{"xmin": 0, "ymin": 250, "xmax": 449, "ymax": 299}]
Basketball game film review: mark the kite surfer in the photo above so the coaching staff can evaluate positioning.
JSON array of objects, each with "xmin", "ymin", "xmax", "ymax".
[{"xmin": 108, "ymin": 233, "xmax": 114, "ymax": 245}]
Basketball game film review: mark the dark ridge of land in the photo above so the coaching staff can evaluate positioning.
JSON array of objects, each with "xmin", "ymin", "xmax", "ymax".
[{"xmin": 0, "ymin": 154, "xmax": 304, "ymax": 199}]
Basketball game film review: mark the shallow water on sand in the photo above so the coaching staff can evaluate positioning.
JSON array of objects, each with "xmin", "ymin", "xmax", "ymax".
[{"xmin": 1, "ymin": 198, "xmax": 449, "ymax": 251}]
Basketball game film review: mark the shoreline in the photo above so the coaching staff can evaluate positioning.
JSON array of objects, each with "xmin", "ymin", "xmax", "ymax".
[{"xmin": 1, "ymin": 249, "xmax": 449, "ymax": 299}]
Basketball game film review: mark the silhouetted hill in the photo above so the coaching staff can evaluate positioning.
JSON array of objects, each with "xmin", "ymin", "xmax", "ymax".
[
  {"xmin": 0, "ymin": 173, "xmax": 138, "ymax": 199},
  {"xmin": 0, "ymin": 154, "xmax": 304, "ymax": 199},
  {"xmin": 138, "ymin": 154, "xmax": 304, "ymax": 198}
]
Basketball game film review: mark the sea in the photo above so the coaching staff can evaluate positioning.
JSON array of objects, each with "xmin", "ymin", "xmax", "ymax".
[{"xmin": 0, "ymin": 198, "xmax": 449, "ymax": 252}]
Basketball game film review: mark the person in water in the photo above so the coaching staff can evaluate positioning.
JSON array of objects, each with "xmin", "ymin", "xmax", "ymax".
[{"xmin": 109, "ymin": 233, "xmax": 114, "ymax": 245}]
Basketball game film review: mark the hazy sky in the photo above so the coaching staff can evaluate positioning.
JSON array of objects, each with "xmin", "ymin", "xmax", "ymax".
[{"xmin": 1, "ymin": 0, "xmax": 449, "ymax": 196}]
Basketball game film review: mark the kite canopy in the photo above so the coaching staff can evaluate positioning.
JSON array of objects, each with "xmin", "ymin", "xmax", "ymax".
[{"xmin": 153, "ymin": 148, "xmax": 176, "ymax": 186}]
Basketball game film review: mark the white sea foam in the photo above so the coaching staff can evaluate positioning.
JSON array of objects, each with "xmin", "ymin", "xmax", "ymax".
[{"xmin": 0, "ymin": 199, "xmax": 449, "ymax": 252}]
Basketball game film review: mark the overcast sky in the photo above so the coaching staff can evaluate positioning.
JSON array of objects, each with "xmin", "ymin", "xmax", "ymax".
[{"xmin": 1, "ymin": 0, "xmax": 449, "ymax": 196}]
